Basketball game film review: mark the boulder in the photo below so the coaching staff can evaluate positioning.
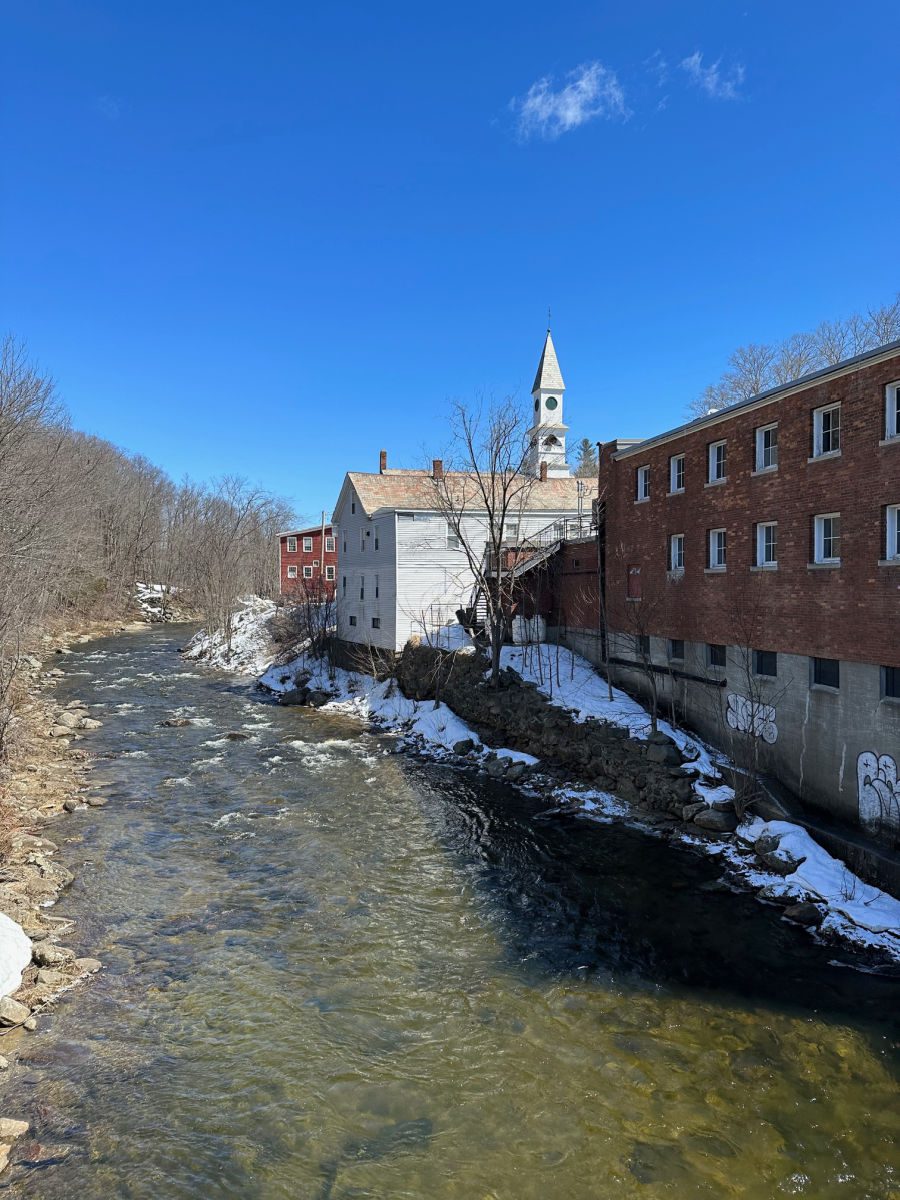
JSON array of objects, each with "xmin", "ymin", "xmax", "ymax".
[
  {"xmin": 452, "ymin": 738, "xmax": 476, "ymax": 757},
  {"xmin": 278, "ymin": 688, "xmax": 309, "ymax": 706},
  {"xmin": 307, "ymin": 690, "xmax": 331, "ymax": 708},
  {"xmin": 0, "ymin": 997, "xmax": 30, "ymax": 1027},
  {"xmin": 54, "ymin": 711, "xmax": 80, "ymax": 730},
  {"xmin": 646, "ymin": 742, "xmax": 681, "ymax": 766},
  {"xmin": 49, "ymin": 726, "xmax": 71, "ymax": 740},
  {"xmin": 0, "ymin": 1119, "xmax": 28, "ymax": 1140},
  {"xmin": 35, "ymin": 968, "xmax": 67, "ymax": 988},
  {"xmin": 681, "ymin": 801, "xmax": 707, "ymax": 823},
  {"xmin": 62, "ymin": 799, "xmax": 78, "ymax": 813},
  {"xmin": 78, "ymin": 718, "xmax": 103, "ymax": 730},
  {"xmin": 693, "ymin": 808, "xmax": 738, "ymax": 833},
  {"xmin": 485, "ymin": 758, "xmax": 509, "ymax": 778},
  {"xmin": 754, "ymin": 835, "xmax": 806, "ymax": 876},
  {"xmin": 783, "ymin": 902, "xmax": 824, "ymax": 927},
  {"xmin": 74, "ymin": 958, "xmax": 102, "ymax": 975},
  {"xmin": 225, "ymin": 732, "xmax": 249, "ymax": 741},
  {"xmin": 506, "ymin": 761, "xmax": 528, "ymax": 782},
  {"xmin": 32, "ymin": 942, "xmax": 75, "ymax": 968}
]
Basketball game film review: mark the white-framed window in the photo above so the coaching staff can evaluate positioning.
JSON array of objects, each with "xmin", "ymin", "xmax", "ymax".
[
  {"xmin": 813, "ymin": 513, "xmax": 841, "ymax": 564},
  {"xmin": 302, "ymin": 536, "xmax": 313, "ymax": 552},
  {"xmin": 885, "ymin": 505, "xmax": 900, "ymax": 561},
  {"xmin": 505, "ymin": 519, "xmax": 519, "ymax": 541},
  {"xmin": 636, "ymin": 465, "xmax": 650, "ymax": 501},
  {"xmin": 886, "ymin": 383, "xmax": 900, "ymax": 440},
  {"xmin": 286, "ymin": 536, "xmax": 297, "ymax": 553},
  {"xmin": 756, "ymin": 522, "xmax": 778, "ymax": 567},
  {"xmin": 359, "ymin": 576, "xmax": 365, "ymax": 600},
  {"xmin": 286, "ymin": 565, "xmax": 298, "ymax": 579},
  {"xmin": 302, "ymin": 565, "xmax": 313, "ymax": 579},
  {"xmin": 325, "ymin": 565, "xmax": 335, "ymax": 580},
  {"xmin": 755, "ymin": 423, "xmax": 778, "ymax": 471},
  {"xmin": 313, "ymin": 559, "xmax": 319, "ymax": 568},
  {"xmin": 707, "ymin": 440, "xmax": 727, "ymax": 483},
  {"xmin": 325, "ymin": 535, "xmax": 335, "ymax": 553},
  {"xmin": 708, "ymin": 528, "xmax": 727, "ymax": 569},
  {"xmin": 812, "ymin": 403, "xmax": 841, "ymax": 457},
  {"xmin": 669, "ymin": 533, "xmax": 685, "ymax": 572},
  {"xmin": 669, "ymin": 454, "xmax": 685, "ymax": 494}
]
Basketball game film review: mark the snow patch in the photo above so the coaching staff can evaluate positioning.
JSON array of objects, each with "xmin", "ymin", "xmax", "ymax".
[
  {"xmin": 0, "ymin": 911, "xmax": 32, "ymax": 998},
  {"xmin": 183, "ymin": 596, "xmax": 277, "ymax": 676}
]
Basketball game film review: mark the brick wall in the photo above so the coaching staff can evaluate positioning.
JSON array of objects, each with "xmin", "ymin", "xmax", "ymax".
[{"xmin": 598, "ymin": 349, "xmax": 900, "ymax": 669}]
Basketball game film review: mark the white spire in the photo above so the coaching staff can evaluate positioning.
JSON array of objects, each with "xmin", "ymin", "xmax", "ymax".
[{"xmin": 527, "ymin": 327, "xmax": 570, "ymax": 478}]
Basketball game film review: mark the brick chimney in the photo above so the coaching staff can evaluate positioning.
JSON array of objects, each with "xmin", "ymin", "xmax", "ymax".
[
  {"xmin": 432, "ymin": 458, "xmax": 443, "ymax": 481},
  {"xmin": 379, "ymin": 449, "xmax": 387, "ymax": 474},
  {"xmin": 539, "ymin": 462, "xmax": 548, "ymax": 482}
]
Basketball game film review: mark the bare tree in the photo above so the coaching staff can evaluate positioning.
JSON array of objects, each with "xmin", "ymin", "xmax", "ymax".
[{"xmin": 431, "ymin": 396, "xmax": 540, "ymax": 688}]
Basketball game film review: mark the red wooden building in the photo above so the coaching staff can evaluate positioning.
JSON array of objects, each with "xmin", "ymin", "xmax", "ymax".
[{"xmin": 279, "ymin": 523, "xmax": 337, "ymax": 598}]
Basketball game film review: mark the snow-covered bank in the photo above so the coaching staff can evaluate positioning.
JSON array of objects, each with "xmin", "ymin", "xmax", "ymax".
[
  {"xmin": 196, "ymin": 600, "xmax": 900, "ymax": 964},
  {"xmin": 0, "ymin": 914, "xmax": 31, "ymax": 1000},
  {"xmin": 183, "ymin": 597, "xmax": 277, "ymax": 676}
]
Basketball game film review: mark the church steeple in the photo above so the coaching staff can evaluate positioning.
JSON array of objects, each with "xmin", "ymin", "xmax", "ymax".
[{"xmin": 527, "ymin": 328, "xmax": 570, "ymax": 478}]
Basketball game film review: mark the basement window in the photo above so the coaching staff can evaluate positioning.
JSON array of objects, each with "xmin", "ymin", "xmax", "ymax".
[
  {"xmin": 811, "ymin": 657, "xmax": 840, "ymax": 689},
  {"xmin": 881, "ymin": 666, "xmax": 900, "ymax": 699},
  {"xmin": 753, "ymin": 649, "xmax": 778, "ymax": 677},
  {"xmin": 708, "ymin": 643, "xmax": 726, "ymax": 668},
  {"xmin": 636, "ymin": 635, "xmax": 650, "ymax": 658}
]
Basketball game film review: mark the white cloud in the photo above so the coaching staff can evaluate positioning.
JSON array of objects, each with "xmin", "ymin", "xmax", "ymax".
[
  {"xmin": 513, "ymin": 61, "xmax": 629, "ymax": 141},
  {"xmin": 679, "ymin": 52, "xmax": 745, "ymax": 100},
  {"xmin": 644, "ymin": 50, "xmax": 669, "ymax": 87}
]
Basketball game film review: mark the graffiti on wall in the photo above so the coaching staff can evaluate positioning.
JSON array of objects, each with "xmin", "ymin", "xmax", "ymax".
[
  {"xmin": 857, "ymin": 752, "xmax": 900, "ymax": 836},
  {"xmin": 725, "ymin": 693, "xmax": 778, "ymax": 744}
]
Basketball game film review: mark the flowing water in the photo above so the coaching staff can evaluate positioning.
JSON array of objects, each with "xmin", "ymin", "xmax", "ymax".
[{"xmin": 1, "ymin": 627, "xmax": 898, "ymax": 1199}]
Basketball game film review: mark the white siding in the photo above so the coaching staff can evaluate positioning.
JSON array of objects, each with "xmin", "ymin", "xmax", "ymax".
[{"xmin": 334, "ymin": 489, "xmax": 398, "ymax": 650}]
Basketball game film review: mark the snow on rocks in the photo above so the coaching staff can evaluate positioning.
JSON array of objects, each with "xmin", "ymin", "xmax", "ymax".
[
  {"xmin": 183, "ymin": 597, "xmax": 277, "ymax": 675},
  {"xmin": 0, "ymin": 914, "xmax": 32, "ymax": 1001}
]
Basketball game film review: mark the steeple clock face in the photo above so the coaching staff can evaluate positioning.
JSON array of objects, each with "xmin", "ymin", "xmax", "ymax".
[{"xmin": 545, "ymin": 396, "xmax": 558, "ymax": 411}]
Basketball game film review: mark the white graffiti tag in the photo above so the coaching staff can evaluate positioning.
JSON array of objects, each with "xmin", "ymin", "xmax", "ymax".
[
  {"xmin": 725, "ymin": 693, "xmax": 778, "ymax": 744},
  {"xmin": 857, "ymin": 752, "xmax": 900, "ymax": 836}
]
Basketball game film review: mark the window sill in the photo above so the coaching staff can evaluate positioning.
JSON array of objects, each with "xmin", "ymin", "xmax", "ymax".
[
  {"xmin": 810, "ymin": 684, "xmax": 840, "ymax": 695},
  {"xmin": 750, "ymin": 564, "xmax": 778, "ymax": 572},
  {"xmin": 666, "ymin": 490, "xmax": 685, "ymax": 498},
  {"xmin": 878, "ymin": 558, "xmax": 900, "ymax": 568},
  {"xmin": 807, "ymin": 450, "xmax": 842, "ymax": 463},
  {"xmin": 667, "ymin": 569, "xmax": 685, "ymax": 579},
  {"xmin": 808, "ymin": 561, "xmax": 841, "ymax": 570},
  {"xmin": 704, "ymin": 479, "xmax": 727, "ymax": 488},
  {"xmin": 750, "ymin": 466, "xmax": 778, "ymax": 477},
  {"xmin": 704, "ymin": 567, "xmax": 726, "ymax": 574},
  {"xmin": 879, "ymin": 695, "xmax": 900, "ymax": 707},
  {"xmin": 634, "ymin": 497, "xmax": 650, "ymax": 505},
  {"xmin": 879, "ymin": 436, "xmax": 900, "ymax": 448}
]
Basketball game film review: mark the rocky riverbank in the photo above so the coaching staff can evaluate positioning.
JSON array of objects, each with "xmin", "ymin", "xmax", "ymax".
[{"xmin": 0, "ymin": 621, "xmax": 143, "ymax": 1170}]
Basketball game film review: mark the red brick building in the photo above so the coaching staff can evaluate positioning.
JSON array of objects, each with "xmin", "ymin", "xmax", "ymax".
[
  {"xmin": 279, "ymin": 523, "xmax": 337, "ymax": 598},
  {"xmin": 540, "ymin": 340, "xmax": 900, "ymax": 843}
]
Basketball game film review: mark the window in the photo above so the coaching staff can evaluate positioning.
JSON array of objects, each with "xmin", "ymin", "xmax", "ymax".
[
  {"xmin": 885, "ymin": 382, "xmax": 900, "ymax": 440},
  {"xmin": 813, "ymin": 513, "xmax": 841, "ymax": 564},
  {"xmin": 325, "ymin": 566, "xmax": 335, "ymax": 581},
  {"xmin": 342, "ymin": 536, "xmax": 347, "ymax": 554},
  {"xmin": 668, "ymin": 639, "xmax": 684, "ymax": 660},
  {"xmin": 636, "ymin": 465, "xmax": 650, "ymax": 501},
  {"xmin": 505, "ymin": 519, "xmax": 519, "ymax": 541},
  {"xmin": 637, "ymin": 635, "xmax": 650, "ymax": 658},
  {"xmin": 708, "ymin": 528, "xmax": 727, "ymax": 570},
  {"xmin": 373, "ymin": 525, "xmax": 379, "ymax": 551},
  {"xmin": 302, "ymin": 536, "xmax": 313, "ymax": 552},
  {"xmin": 669, "ymin": 454, "xmax": 685, "ymax": 494},
  {"xmin": 447, "ymin": 530, "xmax": 460, "ymax": 550},
  {"xmin": 755, "ymin": 423, "xmax": 778, "ymax": 471},
  {"xmin": 351, "ymin": 501, "xmax": 356, "ymax": 515},
  {"xmin": 756, "ymin": 522, "xmax": 777, "ymax": 567},
  {"xmin": 669, "ymin": 533, "xmax": 685, "ymax": 571},
  {"xmin": 881, "ymin": 666, "xmax": 900, "ymax": 699},
  {"xmin": 286, "ymin": 565, "xmax": 298, "ymax": 579},
  {"xmin": 360, "ymin": 528, "xmax": 366, "ymax": 552},
  {"xmin": 359, "ymin": 577, "xmax": 365, "ymax": 601},
  {"xmin": 341, "ymin": 575, "xmax": 346, "ymax": 595},
  {"xmin": 626, "ymin": 564, "xmax": 642, "ymax": 600},
  {"xmin": 812, "ymin": 657, "xmax": 840, "ymax": 689},
  {"xmin": 286, "ymin": 536, "xmax": 297, "ymax": 553},
  {"xmin": 886, "ymin": 505, "xmax": 900, "ymax": 561},
  {"xmin": 375, "ymin": 574, "xmax": 379, "ymax": 599},
  {"xmin": 708, "ymin": 643, "xmax": 726, "ymax": 668},
  {"xmin": 812, "ymin": 403, "xmax": 841, "ymax": 457},
  {"xmin": 708, "ymin": 440, "xmax": 727, "ymax": 483},
  {"xmin": 302, "ymin": 565, "xmax": 313, "ymax": 579},
  {"xmin": 753, "ymin": 649, "xmax": 778, "ymax": 677},
  {"xmin": 348, "ymin": 615, "xmax": 357, "ymax": 627},
  {"xmin": 313, "ymin": 559, "xmax": 320, "ymax": 568},
  {"xmin": 371, "ymin": 617, "xmax": 381, "ymax": 629},
  {"xmin": 325, "ymin": 536, "xmax": 335, "ymax": 553}
]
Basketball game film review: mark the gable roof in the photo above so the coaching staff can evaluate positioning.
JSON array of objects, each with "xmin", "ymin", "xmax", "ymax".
[
  {"xmin": 532, "ymin": 331, "xmax": 565, "ymax": 393},
  {"xmin": 340, "ymin": 470, "xmax": 590, "ymax": 518}
]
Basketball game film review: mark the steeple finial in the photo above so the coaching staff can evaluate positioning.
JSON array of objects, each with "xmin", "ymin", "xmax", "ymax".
[{"xmin": 547, "ymin": 305, "xmax": 551, "ymax": 332}]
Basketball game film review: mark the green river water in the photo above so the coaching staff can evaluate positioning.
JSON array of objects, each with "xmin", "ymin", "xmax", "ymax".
[{"xmin": 0, "ymin": 627, "xmax": 897, "ymax": 1198}]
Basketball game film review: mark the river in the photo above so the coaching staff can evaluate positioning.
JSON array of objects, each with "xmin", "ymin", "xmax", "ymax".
[{"xmin": 1, "ymin": 627, "xmax": 897, "ymax": 1198}]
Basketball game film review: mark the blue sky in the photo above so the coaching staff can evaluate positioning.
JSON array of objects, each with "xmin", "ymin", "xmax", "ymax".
[{"xmin": 3, "ymin": 2, "xmax": 898, "ymax": 523}]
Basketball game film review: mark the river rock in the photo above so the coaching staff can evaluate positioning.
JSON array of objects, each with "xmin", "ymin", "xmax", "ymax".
[
  {"xmin": 22, "ymin": 1017, "xmax": 37, "ymax": 1031},
  {"xmin": 35, "ymin": 968, "xmax": 67, "ymax": 988},
  {"xmin": 54, "ymin": 711, "xmax": 80, "ymax": 730},
  {"xmin": 0, "ymin": 1119, "xmax": 28, "ymax": 1140},
  {"xmin": 0, "ymin": 998, "xmax": 30, "ymax": 1027},
  {"xmin": 74, "ymin": 958, "xmax": 102, "ymax": 975},
  {"xmin": 86, "ymin": 796, "xmax": 107, "ymax": 807},
  {"xmin": 783, "ymin": 902, "xmax": 824, "ymax": 926},
  {"xmin": 693, "ymin": 808, "xmax": 738, "ymax": 833},
  {"xmin": 453, "ymin": 738, "xmax": 476, "ymax": 756},
  {"xmin": 754, "ymin": 835, "xmax": 806, "ymax": 876},
  {"xmin": 32, "ymin": 942, "xmax": 75, "ymax": 967},
  {"xmin": 278, "ymin": 688, "xmax": 309, "ymax": 706},
  {"xmin": 485, "ymin": 757, "xmax": 509, "ymax": 778},
  {"xmin": 0, "ymin": 1056, "xmax": 8, "ymax": 1070},
  {"xmin": 225, "ymin": 731, "xmax": 249, "ymax": 740},
  {"xmin": 506, "ymin": 761, "xmax": 528, "ymax": 782},
  {"xmin": 49, "ymin": 726, "xmax": 71, "ymax": 739},
  {"xmin": 62, "ymin": 798, "xmax": 78, "ymax": 813},
  {"xmin": 646, "ymin": 742, "xmax": 681, "ymax": 766},
  {"xmin": 79, "ymin": 717, "xmax": 103, "ymax": 730},
  {"xmin": 681, "ymin": 801, "xmax": 707, "ymax": 822},
  {"xmin": 160, "ymin": 718, "xmax": 193, "ymax": 727}
]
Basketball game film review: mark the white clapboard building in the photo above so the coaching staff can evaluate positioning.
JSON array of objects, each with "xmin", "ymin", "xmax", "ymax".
[{"xmin": 332, "ymin": 332, "xmax": 591, "ymax": 652}]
